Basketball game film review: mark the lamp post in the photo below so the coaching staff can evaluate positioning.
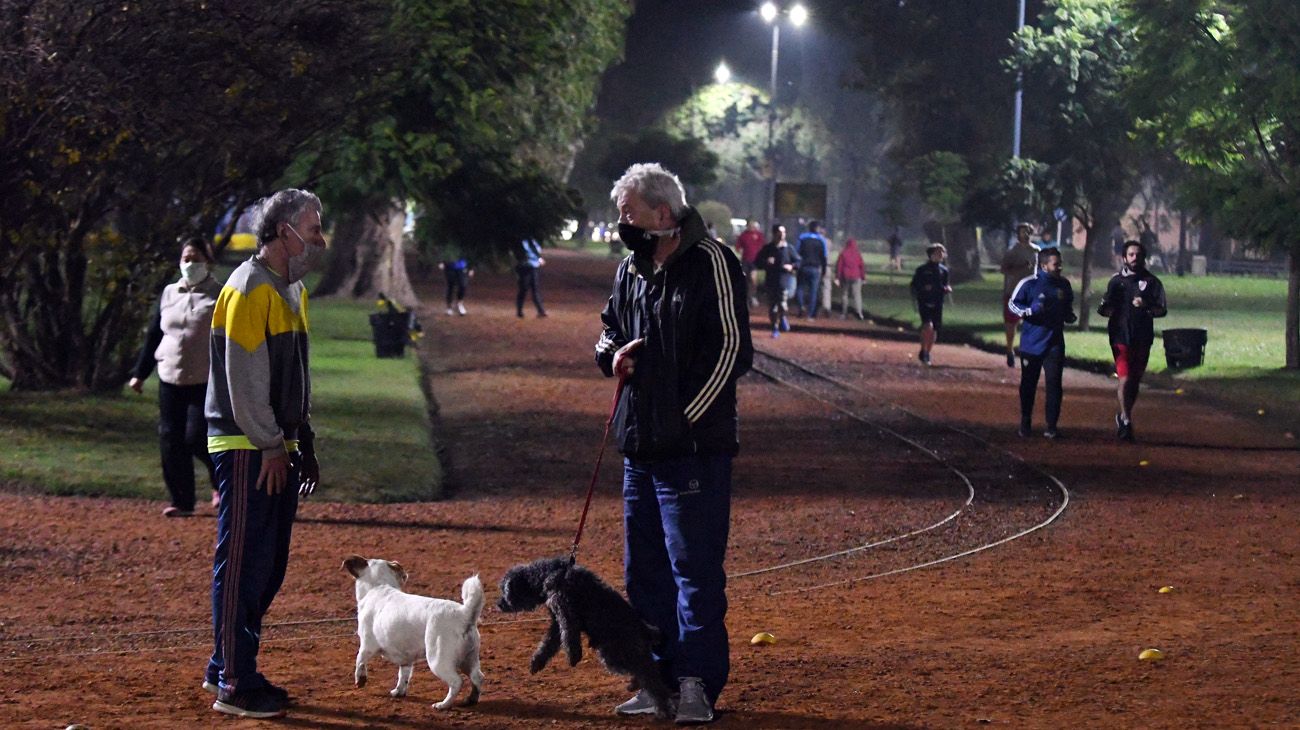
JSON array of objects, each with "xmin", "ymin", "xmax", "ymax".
[
  {"xmin": 714, "ymin": 61, "xmax": 731, "ymax": 84},
  {"xmin": 761, "ymin": 2, "xmax": 807, "ymax": 228}
]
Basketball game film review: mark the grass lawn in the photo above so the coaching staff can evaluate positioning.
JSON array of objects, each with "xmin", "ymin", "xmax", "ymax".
[
  {"xmin": 851, "ymin": 251, "xmax": 1300, "ymax": 429},
  {"xmin": 0, "ymin": 297, "xmax": 441, "ymax": 502}
]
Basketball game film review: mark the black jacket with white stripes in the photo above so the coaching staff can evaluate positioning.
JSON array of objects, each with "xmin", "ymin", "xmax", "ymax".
[{"xmin": 596, "ymin": 207, "xmax": 753, "ymax": 461}]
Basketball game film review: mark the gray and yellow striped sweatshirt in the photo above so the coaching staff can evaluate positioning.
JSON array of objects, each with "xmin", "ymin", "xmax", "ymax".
[{"xmin": 205, "ymin": 256, "xmax": 314, "ymax": 456}]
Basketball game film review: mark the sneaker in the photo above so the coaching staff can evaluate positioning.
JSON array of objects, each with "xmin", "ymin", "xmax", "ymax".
[
  {"xmin": 779, "ymin": 316, "xmax": 790, "ymax": 332},
  {"xmin": 162, "ymin": 507, "xmax": 194, "ymax": 518},
  {"xmin": 457, "ymin": 302, "xmax": 467, "ymax": 315},
  {"xmin": 213, "ymin": 687, "xmax": 285, "ymax": 719},
  {"xmin": 445, "ymin": 307, "xmax": 454, "ymax": 316},
  {"xmin": 771, "ymin": 329, "xmax": 780, "ymax": 339},
  {"xmin": 1007, "ymin": 352, "xmax": 1016, "ymax": 368},
  {"xmin": 615, "ymin": 689, "xmax": 661, "ymax": 716},
  {"xmin": 1018, "ymin": 424, "xmax": 1032, "ymax": 438},
  {"xmin": 1044, "ymin": 428, "xmax": 1059, "ymax": 439},
  {"xmin": 205, "ymin": 679, "xmax": 290, "ymax": 704},
  {"xmin": 749, "ymin": 297, "xmax": 759, "ymax": 307},
  {"xmin": 537, "ymin": 311, "xmax": 548, "ymax": 318},
  {"xmin": 516, "ymin": 311, "xmax": 525, "ymax": 318},
  {"xmin": 675, "ymin": 677, "xmax": 714, "ymax": 725},
  {"xmin": 1116, "ymin": 414, "xmax": 1134, "ymax": 441}
]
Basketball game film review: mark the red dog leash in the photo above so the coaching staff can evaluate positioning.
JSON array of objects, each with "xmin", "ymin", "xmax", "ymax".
[{"xmin": 569, "ymin": 375, "xmax": 626, "ymax": 564}]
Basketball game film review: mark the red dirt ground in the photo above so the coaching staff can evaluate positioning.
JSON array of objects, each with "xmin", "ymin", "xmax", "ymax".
[{"xmin": 2, "ymin": 249, "xmax": 1298, "ymax": 729}]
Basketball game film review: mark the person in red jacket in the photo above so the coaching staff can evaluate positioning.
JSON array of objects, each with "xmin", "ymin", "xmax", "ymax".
[
  {"xmin": 834, "ymin": 238, "xmax": 866, "ymax": 320},
  {"xmin": 733, "ymin": 220, "xmax": 765, "ymax": 307}
]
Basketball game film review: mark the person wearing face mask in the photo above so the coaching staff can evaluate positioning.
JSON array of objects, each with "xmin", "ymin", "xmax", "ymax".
[
  {"xmin": 129, "ymin": 240, "xmax": 222, "ymax": 517},
  {"xmin": 203, "ymin": 188, "xmax": 324, "ymax": 719},
  {"xmin": 596, "ymin": 163, "xmax": 753, "ymax": 725}
]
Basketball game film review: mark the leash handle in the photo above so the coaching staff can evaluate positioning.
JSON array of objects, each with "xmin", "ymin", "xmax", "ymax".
[{"xmin": 569, "ymin": 375, "xmax": 626, "ymax": 564}]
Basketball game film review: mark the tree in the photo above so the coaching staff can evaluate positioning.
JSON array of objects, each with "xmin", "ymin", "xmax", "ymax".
[
  {"xmin": 1009, "ymin": 0, "xmax": 1143, "ymax": 329},
  {"xmin": 312, "ymin": 0, "xmax": 630, "ymax": 303},
  {"xmin": 1128, "ymin": 0, "xmax": 1300, "ymax": 368},
  {"xmin": 0, "ymin": 0, "xmax": 391, "ymax": 391},
  {"xmin": 595, "ymin": 128, "xmax": 719, "ymax": 194}
]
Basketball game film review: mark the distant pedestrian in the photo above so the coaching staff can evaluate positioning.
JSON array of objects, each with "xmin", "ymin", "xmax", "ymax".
[
  {"xmin": 887, "ymin": 226, "xmax": 904, "ymax": 271},
  {"xmin": 515, "ymin": 238, "xmax": 547, "ymax": 318},
  {"xmin": 1098, "ymin": 240, "xmax": 1167, "ymax": 441},
  {"xmin": 834, "ymin": 237, "xmax": 865, "ymax": 320},
  {"xmin": 734, "ymin": 220, "xmax": 765, "ymax": 307},
  {"xmin": 1008, "ymin": 248, "xmax": 1075, "ymax": 438},
  {"xmin": 1000, "ymin": 223, "xmax": 1038, "ymax": 368},
  {"xmin": 438, "ymin": 256, "xmax": 474, "ymax": 315},
  {"xmin": 910, "ymin": 243, "xmax": 951, "ymax": 366},
  {"xmin": 758, "ymin": 224, "xmax": 800, "ymax": 338},
  {"xmin": 1110, "ymin": 220, "xmax": 1127, "ymax": 269},
  {"xmin": 128, "ymin": 239, "xmax": 222, "ymax": 517},
  {"xmin": 795, "ymin": 220, "xmax": 830, "ymax": 319}
]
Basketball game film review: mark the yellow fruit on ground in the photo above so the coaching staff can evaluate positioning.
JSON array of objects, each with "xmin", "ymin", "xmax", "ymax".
[
  {"xmin": 1138, "ymin": 648, "xmax": 1165, "ymax": 661},
  {"xmin": 750, "ymin": 632, "xmax": 777, "ymax": 645}
]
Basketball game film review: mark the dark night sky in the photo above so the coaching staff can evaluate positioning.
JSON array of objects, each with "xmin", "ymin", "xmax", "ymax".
[{"xmin": 594, "ymin": 0, "xmax": 852, "ymax": 132}]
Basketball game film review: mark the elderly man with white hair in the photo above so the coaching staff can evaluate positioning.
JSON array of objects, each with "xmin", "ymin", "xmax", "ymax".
[{"xmin": 595, "ymin": 163, "xmax": 753, "ymax": 724}]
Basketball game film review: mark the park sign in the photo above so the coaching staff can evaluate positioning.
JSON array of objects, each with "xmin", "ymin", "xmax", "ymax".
[{"xmin": 775, "ymin": 183, "xmax": 827, "ymax": 219}]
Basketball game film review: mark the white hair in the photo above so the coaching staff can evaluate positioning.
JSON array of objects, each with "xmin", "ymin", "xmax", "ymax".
[
  {"xmin": 251, "ymin": 188, "xmax": 322, "ymax": 246},
  {"xmin": 609, "ymin": 163, "xmax": 688, "ymax": 220}
]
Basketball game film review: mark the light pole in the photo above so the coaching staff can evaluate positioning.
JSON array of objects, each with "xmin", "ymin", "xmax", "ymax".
[
  {"xmin": 1012, "ymin": 0, "xmax": 1026, "ymax": 158},
  {"xmin": 714, "ymin": 61, "xmax": 731, "ymax": 84},
  {"xmin": 761, "ymin": 2, "xmax": 807, "ymax": 228}
]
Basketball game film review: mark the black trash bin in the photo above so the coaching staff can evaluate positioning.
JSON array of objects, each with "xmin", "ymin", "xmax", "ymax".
[
  {"xmin": 369, "ymin": 311, "xmax": 410, "ymax": 358},
  {"xmin": 1162, "ymin": 328, "xmax": 1207, "ymax": 369}
]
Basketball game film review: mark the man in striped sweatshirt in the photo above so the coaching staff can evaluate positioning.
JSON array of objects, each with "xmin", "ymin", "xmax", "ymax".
[
  {"xmin": 598, "ymin": 163, "xmax": 753, "ymax": 724},
  {"xmin": 203, "ymin": 189, "xmax": 325, "ymax": 718}
]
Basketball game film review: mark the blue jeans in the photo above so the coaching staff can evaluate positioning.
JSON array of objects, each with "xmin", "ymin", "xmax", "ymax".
[
  {"xmin": 623, "ymin": 453, "xmax": 732, "ymax": 704},
  {"xmin": 796, "ymin": 268, "xmax": 822, "ymax": 317},
  {"xmin": 207, "ymin": 449, "xmax": 300, "ymax": 693}
]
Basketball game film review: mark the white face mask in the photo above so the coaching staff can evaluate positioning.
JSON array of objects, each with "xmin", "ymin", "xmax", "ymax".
[
  {"xmin": 285, "ymin": 224, "xmax": 324, "ymax": 283},
  {"xmin": 180, "ymin": 261, "xmax": 209, "ymax": 287}
]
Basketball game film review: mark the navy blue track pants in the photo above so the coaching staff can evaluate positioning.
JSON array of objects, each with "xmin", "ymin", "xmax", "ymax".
[{"xmin": 206, "ymin": 449, "xmax": 299, "ymax": 693}]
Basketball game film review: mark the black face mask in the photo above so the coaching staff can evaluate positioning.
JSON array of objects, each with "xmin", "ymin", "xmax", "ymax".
[{"xmin": 618, "ymin": 222, "xmax": 677, "ymax": 256}]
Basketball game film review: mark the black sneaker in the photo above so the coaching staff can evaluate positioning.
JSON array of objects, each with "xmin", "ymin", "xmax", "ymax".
[
  {"xmin": 205, "ymin": 679, "xmax": 290, "ymax": 704},
  {"xmin": 1115, "ymin": 413, "xmax": 1134, "ymax": 441},
  {"xmin": 213, "ymin": 687, "xmax": 285, "ymax": 718},
  {"xmin": 1018, "ymin": 423, "xmax": 1032, "ymax": 438},
  {"xmin": 1007, "ymin": 352, "xmax": 1016, "ymax": 368}
]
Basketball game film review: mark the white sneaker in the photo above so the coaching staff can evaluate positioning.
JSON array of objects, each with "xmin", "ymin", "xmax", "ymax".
[
  {"xmin": 456, "ymin": 302, "xmax": 467, "ymax": 315},
  {"xmin": 444, "ymin": 308, "xmax": 454, "ymax": 315},
  {"xmin": 614, "ymin": 689, "xmax": 659, "ymax": 716},
  {"xmin": 675, "ymin": 677, "xmax": 714, "ymax": 724}
]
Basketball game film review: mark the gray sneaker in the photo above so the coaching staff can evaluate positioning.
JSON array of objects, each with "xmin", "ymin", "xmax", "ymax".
[
  {"xmin": 675, "ymin": 677, "xmax": 714, "ymax": 724},
  {"xmin": 614, "ymin": 689, "xmax": 659, "ymax": 716}
]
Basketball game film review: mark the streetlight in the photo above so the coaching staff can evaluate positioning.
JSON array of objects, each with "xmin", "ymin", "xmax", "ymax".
[
  {"xmin": 761, "ymin": 2, "xmax": 808, "ymax": 228},
  {"xmin": 714, "ymin": 61, "xmax": 731, "ymax": 84}
]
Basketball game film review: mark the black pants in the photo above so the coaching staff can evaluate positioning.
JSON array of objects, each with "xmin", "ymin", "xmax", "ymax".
[
  {"xmin": 444, "ymin": 268, "xmax": 468, "ymax": 307},
  {"xmin": 1019, "ymin": 345, "xmax": 1064, "ymax": 430},
  {"xmin": 515, "ymin": 265, "xmax": 545, "ymax": 315},
  {"xmin": 158, "ymin": 381, "xmax": 217, "ymax": 510}
]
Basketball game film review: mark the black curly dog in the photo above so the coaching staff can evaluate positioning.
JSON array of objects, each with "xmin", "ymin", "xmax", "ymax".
[{"xmin": 497, "ymin": 556, "xmax": 673, "ymax": 719}]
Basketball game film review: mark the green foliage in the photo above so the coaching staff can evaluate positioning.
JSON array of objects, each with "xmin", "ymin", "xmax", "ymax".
[
  {"xmin": 318, "ymin": 0, "xmax": 631, "ymax": 256},
  {"xmin": 0, "ymin": 1, "xmax": 392, "ymax": 390},
  {"xmin": 595, "ymin": 128, "xmax": 720, "ymax": 194},
  {"xmin": 909, "ymin": 152, "xmax": 969, "ymax": 227},
  {"xmin": 695, "ymin": 201, "xmax": 735, "ymax": 238}
]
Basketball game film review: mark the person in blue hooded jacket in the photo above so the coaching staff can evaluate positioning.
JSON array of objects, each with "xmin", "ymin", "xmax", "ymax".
[{"xmin": 1008, "ymin": 247, "xmax": 1076, "ymax": 438}]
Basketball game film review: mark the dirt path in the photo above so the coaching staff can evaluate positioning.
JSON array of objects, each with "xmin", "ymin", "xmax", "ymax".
[{"xmin": 2, "ymin": 249, "xmax": 1297, "ymax": 729}]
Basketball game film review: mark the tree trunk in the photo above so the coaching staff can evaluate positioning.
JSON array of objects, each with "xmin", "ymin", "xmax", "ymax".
[
  {"xmin": 1176, "ymin": 209, "xmax": 1188, "ymax": 276},
  {"xmin": 1287, "ymin": 251, "xmax": 1299, "ymax": 369},
  {"xmin": 1078, "ymin": 224, "xmax": 1096, "ymax": 331},
  {"xmin": 314, "ymin": 200, "xmax": 417, "ymax": 307}
]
